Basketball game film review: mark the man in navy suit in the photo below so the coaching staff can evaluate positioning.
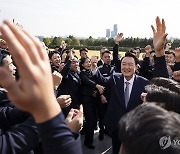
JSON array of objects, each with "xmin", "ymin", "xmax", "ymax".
[{"xmin": 102, "ymin": 33, "xmax": 149, "ymax": 154}]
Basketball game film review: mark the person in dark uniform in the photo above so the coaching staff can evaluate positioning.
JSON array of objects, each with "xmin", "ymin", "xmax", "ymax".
[
  {"xmin": 139, "ymin": 50, "xmax": 155, "ymax": 80},
  {"xmin": 58, "ymin": 51, "xmax": 81, "ymax": 117},
  {"xmin": 173, "ymin": 48, "xmax": 180, "ymax": 82},
  {"xmin": 79, "ymin": 57, "xmax": 104, "ymax": 149},
  {"xmin": 0, "ymin": 106, "xmax": 39, "ymax": 154},
  {"xmin": 97, "ymin": 50, "xmax": 116, "ymax": 140},
  {"xmin": 97, "ymin": 47, "xmax": 107, "ymax": 67},
  {"xmin": 48, "ymin": 51, "xmax": 62, "ymax": 72}
]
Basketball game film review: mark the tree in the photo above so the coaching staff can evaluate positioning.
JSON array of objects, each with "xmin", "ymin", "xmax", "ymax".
[
  {"xmin": 43, "ymin": 37, "xmax": 51, "ymax": 46},
  {"xmin": 65, "ymin": 38, "xmax": 72, "ymax": 46},
  {"xmin": 71, "ymin": 38, "xmax": 80, "ymax": 46},
  {"xmin": 50, "ymin": 37, "xmax": 63, "ymax": 46},
  {"xmin": 86, "ymin": 36, "xmax": 94, "ymax": 46}
]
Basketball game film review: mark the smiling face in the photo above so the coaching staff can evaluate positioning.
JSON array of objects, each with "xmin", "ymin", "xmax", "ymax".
[
  {"xmin": 82, "ymin": 58, "xmax": 91, "ymax": 70},
  {"xmin": 150, "ymin": 52, "xmax": 155, "ymax": 65},
  {"xmin": 80, "ymin": 50, "xmax": 88, "ymax": 59},
  {"xmin": 102, "ymin": 52, "xmax": 111, "ymax": 65},
  {"xmin": 121, "ymin": 57, "xmax": 137, "ymax": 80},
  {"xmin": 167, "ymin": 53, "xmax": 175, "ymax": 64},
  {"xmin": 0, "ymin": 39, "xmax": 8, "ymax": 49},
  {"xmin": 3, "ymin": 55, "xmax": 16, "ymax": 78},
  {"xmin": 50, "ymin": 53, "xmax": 61, "ymax": 67},
  {"xmin": 70, "ymin": 58, "xmax": 79, "ymax": 72}
]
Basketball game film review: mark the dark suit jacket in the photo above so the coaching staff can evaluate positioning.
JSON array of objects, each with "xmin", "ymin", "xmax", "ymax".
[
  {"xmin": 98, "ymin": 64, "xmax": 115, "ymax": 100},
  {"xmin": 0, "ymin": 108, "xmax": 82, "ymax": 154},
  {"xmin": 0, "ymin": 107, "xmax": 39, "ymax": 154},
  {"xmin": 58, "ymin": 60, "xmax": 81, "ymax": 106},
  {"xmin": 103, "ymin": 73, "xmax": 149, "ymax": 134},
  {"xmin": 80, "ymin": 69, "xmax": 98, "ymax": 97},
  {"xmin": 37, "ymin": 112, "xmax": 82, "ymax": 154}
]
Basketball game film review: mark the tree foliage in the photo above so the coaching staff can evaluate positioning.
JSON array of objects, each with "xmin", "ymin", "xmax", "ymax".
[{"xmin": 43, "ymin": 35, "xmax": 180, "ymax": 51}]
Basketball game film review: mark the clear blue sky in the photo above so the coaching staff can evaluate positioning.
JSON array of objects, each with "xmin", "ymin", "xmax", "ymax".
[{"xmin": 1, "ymin": 0, "xmax": 180, "ymax": 39}]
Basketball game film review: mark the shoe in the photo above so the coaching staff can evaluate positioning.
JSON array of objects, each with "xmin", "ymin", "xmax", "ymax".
[
  {"xmin": 84, "ymin": 142, "xmax": 95, "ymax": 149},
  {"xmin": 98, "ymin": 133, "xmax": 104, "ymax": 141}
]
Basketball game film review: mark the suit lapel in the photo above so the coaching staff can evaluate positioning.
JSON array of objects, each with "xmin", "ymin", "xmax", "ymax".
[
  {"xmin": 115, "ymin": 75, "xmax": 126, "ymax": 109},
  {"xmin": 127, "ymin": 75, "xmax": 137, "ymax": 108}
]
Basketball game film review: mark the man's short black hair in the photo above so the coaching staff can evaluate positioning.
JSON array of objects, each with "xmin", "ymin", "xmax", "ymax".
[
  {"xmin": 48, "ymin": 51, "xmax": 60, "ymax": 59},
  {"xmin": 79, "ymin": 48, "xmax": 88, "ymax": 53},
  {"xmin": 134, "ymin": 47, "xmax": 141, "ymax": 52},
  {"xmin": 0, "ymin": 49, "xmax": 10, "ymax": 66},
  {"xmin": 101, "ymin": 50, "xmax": 111, "ymax": 56},
  {"xmin": 150, "ymin": 50, "xmax": 155, "ymax": 54},
  {"xmin": 121, "ymin": 51, "xmax": 139, "ymax": 65},
  {"xmin": 165, "ymin": 50, "xmax": 175, "ymax": 56},
  {"xmin": 145, "ymin": 77, "xmax": 180, "ymax": 113},
  {"xmin": 119, "ymin": 103, "xmax": 180, "ymax": 154}
]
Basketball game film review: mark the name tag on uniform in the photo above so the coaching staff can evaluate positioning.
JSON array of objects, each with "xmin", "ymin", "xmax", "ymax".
[{"xmin": 103, "ymin": 73, "xmax": 108, "ymax": 76}]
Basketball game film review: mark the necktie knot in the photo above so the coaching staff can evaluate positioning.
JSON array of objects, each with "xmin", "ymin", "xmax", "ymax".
[
  {"xmin": 125, "ymin": 81, "xmax": 129, "ymax": 86},
  {"xmin": 125, "ymin": 82, "xmax": 130, "ymax": 90}
]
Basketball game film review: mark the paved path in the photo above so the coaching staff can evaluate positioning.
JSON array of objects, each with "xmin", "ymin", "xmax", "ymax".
[{"xmin": 81, "ymin": 130, "xmax": 112, "ymax": 154}]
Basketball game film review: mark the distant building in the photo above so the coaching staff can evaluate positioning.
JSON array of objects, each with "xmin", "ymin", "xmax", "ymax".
[
  {"xmin": 106, "ymin": 29, "xmax": 110, "ymax": 38},
  {"xmin": 113, "ymin": 24, "xmax": 118, "ymax": 37},
  {"xmin": 105, "ymin": 24, "xmax": 118, "ymax": 38},
  {"xmin": 111, "ymin": 31, "xmax": 115, "ymax": 38}
]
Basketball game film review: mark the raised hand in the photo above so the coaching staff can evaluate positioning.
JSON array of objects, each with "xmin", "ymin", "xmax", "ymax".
[
  {"xmin": 144, "ymin": 45, "xmax": 152, "ymax": 57},
  {"xmin": 61, "ymin": 52, "xmax": 67, "ymax": 62},
  {"xmin": 52, "ymin": 71, "xmax": 63, "ymax": 90},
  {"xmin": 151, "ymin": 16, "xmax": 168, "ymax": 57},
  {"xmin": 115, "ymin": 33, "xmax": 123, "ymax": 45},
  {"xmin": 69, "ymin": 48, "xmax": 75, "ymax": 61},
  {"xmin": 0, "ymin": 20, "xmax": 61, "ymax": 123}
]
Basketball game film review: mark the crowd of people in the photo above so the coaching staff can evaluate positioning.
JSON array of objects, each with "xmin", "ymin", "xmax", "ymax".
[{"xmin": 0, "ymin": 16, "xmax": 179, "ymax": 154}]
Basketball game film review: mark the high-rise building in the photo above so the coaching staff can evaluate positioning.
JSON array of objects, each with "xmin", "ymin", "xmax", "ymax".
[
  {"xmin": 111, "ymin": 31, "xmax": 115, "ymax": 38},
  {"xmin": 113, "ymin": 24, "xmax": 118, "ymax": 37},
  {"xmin": 106, "ymin": 29, "xmax": 110, "ymax": 38},
  {"xmin": 105, "ymin": 24, "xmax": 118, "ymax": 38}
]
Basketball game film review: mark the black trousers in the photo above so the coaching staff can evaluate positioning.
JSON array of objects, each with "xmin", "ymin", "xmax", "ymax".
[
  {"xmin": 97, "ymin": 100, "xmax": 108, "ymax": 134},
  {"xmin": 82, "ymin": 96, "xmax": 97, "ymax": 145},
  {"xmin": 112, "ymin": 128, "xmax": 121, "ymax": 154}
]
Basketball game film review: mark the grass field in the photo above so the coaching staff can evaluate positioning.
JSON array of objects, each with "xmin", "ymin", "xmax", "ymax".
[
  {"xmin": 74, "ymin": 50, "xmax": 144, "ymax": 60},
  {"xmin": 74, "ymin": 50, "xmax": 125, "ymax": 59},
  {"xmin": 49, "ymin": 49, "xmax": 144, "ymax": 60}
]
